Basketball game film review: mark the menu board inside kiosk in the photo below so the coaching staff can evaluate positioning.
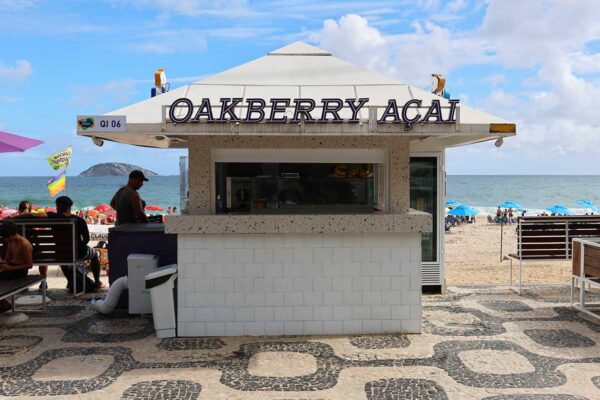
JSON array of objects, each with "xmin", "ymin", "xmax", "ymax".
[{"xmin": 215, "ymin": 163, "xmax": 377, "ymax": 214}]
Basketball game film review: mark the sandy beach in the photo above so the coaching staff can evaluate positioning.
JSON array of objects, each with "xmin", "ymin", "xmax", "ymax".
[{"xmin": 445, "ymin": 221, "xmax": 571, "ymax": 286}]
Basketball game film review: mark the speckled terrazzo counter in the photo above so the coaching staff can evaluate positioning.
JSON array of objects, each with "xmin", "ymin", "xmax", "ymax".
[{"xmin": 164, "ymin": 210, "xmax": 431, "ymax": 234}]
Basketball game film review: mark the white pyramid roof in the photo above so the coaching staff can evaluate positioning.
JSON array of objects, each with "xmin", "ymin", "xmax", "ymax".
[{"xmin": 82, "ymin": 41, "xmax": 515, "ymax": 147}]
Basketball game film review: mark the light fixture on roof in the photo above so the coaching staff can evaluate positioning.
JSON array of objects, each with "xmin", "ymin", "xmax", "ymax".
[
  {"xmin": 151, "ymin": 68, "xmax": 170, "ymax": 97},
  {"xmin": 431, "ymin": 73, "xmax": 451, "ymax": 99},
  {"xmin": 495, "ymin": 138, "xmax": 504, "ymax": 148},
  {"xmin": 92, "ymin": 136, "xmax": 104, "ymax": 147}
]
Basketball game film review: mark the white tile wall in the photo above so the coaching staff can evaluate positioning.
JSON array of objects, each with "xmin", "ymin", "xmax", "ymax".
[{"xmin": 177, "ymin": 233, "xmax": 421, "ymax": 336}]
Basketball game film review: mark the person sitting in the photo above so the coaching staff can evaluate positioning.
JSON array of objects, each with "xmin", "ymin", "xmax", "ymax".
[
  {"xmin": 48, "ymin": 196, "xmax": 104, "ymax": 292},
  {"xmin": 0, "ymin": 221, "xmax": 33, "ymax": 313},
  {"xmin": 11, "ymin": 201, "xmax": 47, "ymax": 289},
  {"xmin": 495, "ymin": 207, "xmax": 502, "ymax": 223}
]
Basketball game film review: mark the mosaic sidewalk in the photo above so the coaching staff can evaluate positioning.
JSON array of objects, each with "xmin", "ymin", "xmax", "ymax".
[{"xmin": 1, "ymin": 286, "xmax": 600, "ymax": 399}]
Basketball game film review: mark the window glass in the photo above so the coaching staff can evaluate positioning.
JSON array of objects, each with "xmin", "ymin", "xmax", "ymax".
[{"xmin": 410, "ymin": 157, "xmax": 438, "ymax": 262}]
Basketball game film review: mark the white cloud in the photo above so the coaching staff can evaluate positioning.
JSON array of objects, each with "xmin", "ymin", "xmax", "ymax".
[
  {"xmin": 132, "ymin": 30, "xmax": 207, "ymax": 53},
  {"xmin": 121, "ymin": 0, "xmax": 255, "ymax": 17},
  {"xmin": 0, "ymin": 60, "xmax": 32, "ymax": 82},
  {"xmin": 68, "ymin": 79, "xmax": 138, "ymax": 110},
  {"xmin": 487, "ymin": 73, "xmax": 506, "ymax": 87}
]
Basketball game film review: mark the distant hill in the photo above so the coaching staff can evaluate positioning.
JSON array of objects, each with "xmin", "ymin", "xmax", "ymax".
[{"xmin": 79, "ymin": 163, "xmax": 159, "ymax": 177}]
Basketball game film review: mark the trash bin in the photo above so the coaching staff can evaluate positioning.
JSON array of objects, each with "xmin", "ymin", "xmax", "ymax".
[{"xmin": 145, "ymin": 264, "xmax": 177, "ymax": 338}]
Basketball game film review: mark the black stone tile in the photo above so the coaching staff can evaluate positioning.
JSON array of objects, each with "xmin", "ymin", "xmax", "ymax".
[
  {"xmin": 121, "ymin": 380, "xmax": 202, "ymax": 399},
  {"xmin": 480, "ymin": 300, "xmax": 533, "ymax": 312},
  {"xmin": 349, "ymin": 334, "xmax": 410, "ymax": 349},
  {"xmin": 365, "ymin": 378, "xmax": 448, "ymax": 399},
  {"xmin": 524, "ymin": 329, "xmax": 595, "ymax": 348},
  {"xmin": 157, "ymin": 337, "xmax": 225, "ymax": 351}
]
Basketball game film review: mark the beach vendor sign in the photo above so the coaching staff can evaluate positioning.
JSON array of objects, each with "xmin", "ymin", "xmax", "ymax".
[
  {"xmin": 47, "ymin": 146, "xmax": 72, "ymax": 171},
  {"xmin": 47, "ymin": 171, "xmax": 66, "ymax": 197},
  {"xmin": 168, "ymin": 97, "xmax": 459, "ymax": 131},
  {"xmin": 77, "ymin": 115, "xmax": 126, "ymax": 133}
]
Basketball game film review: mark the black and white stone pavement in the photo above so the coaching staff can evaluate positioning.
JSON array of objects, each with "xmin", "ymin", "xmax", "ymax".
[{"xmin": 1, "ymin": 285, "xmax": 599, "ymax": 399}]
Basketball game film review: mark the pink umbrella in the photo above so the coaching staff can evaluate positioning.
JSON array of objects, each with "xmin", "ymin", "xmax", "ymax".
[
  {"xmin": 0, "ymin": 131, "xmax": 43, "ymax": 152},
  {"xmin": 145, "ymin": 205, "xmax": 163, "ymax": 211},
  {"xmin": 95, "ymin": 204, "xmax": 112, "ymax": 213}
]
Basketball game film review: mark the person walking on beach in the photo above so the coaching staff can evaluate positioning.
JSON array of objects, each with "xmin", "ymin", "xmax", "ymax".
[
  {"xmin": 0, "ymin": 221, "xmax": 33, "ymax": 312},
  {"xmin": 110, "ymin": 170, "xmax": 149, "ymax": 225}
]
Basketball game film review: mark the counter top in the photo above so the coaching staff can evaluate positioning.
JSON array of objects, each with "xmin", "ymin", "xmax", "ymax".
[
  {"xmin": 109, "ymin": 223, "xmax": 166, "ymax": 233},
  {"xmin": 164, "ymin": 210, "xmax": 431, "ymax": 234}
]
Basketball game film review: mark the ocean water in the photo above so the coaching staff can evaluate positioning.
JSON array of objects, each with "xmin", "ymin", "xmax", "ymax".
[{"xmin": 0, "ymin": 175, "xmax": 598, "ymax": 215}]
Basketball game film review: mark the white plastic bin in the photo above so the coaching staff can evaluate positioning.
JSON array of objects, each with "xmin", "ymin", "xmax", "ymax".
[
  {"xmin": 128, "ymin": 254, "xmax": 158, "ymax": 314},
  {"xmin": 145, "ymin": 264, "xmax": 177, "ymax": 338}
]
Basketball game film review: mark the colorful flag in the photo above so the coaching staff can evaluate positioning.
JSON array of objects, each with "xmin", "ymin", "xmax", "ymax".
[
  {"xmin": 47, "ymin": 171, "xmax": 66, "ymax": 197},
  {"xmin": 47, "ymin": 146, "xmax": 72, "ymax": 171}
]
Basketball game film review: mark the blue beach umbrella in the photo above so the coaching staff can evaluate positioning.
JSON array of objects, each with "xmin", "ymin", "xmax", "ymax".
[
  {"xmin": 545, "ymin": 204, "xmax": 573, "ymax": 216},
  {"xmin": 576, "ymin": 200, "xmax": 600, "ymax": 213},
  {"xmin": 498, "ymin": 201, "xmax": 525, "ymax": 210},
  {"xmin": 447, "ymin": 204, "xmax": 480, "ymax": 216},
  {"xmin": 445, "ymin": 199, "xmax": 462, "ymax": 207}
]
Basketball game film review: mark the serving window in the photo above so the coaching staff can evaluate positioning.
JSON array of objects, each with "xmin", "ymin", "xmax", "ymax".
[{"xmin": 215, "ymin": 163, "xmax": 379, "ymax": 214}]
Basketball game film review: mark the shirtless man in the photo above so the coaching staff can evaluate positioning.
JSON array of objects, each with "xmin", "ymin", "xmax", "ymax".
[
  {"xmin": 0, "ymin": 221, "xmax": 33, "ymax": 312},
  {"xmin": 110, "ymin": 170, "xmax": 149, "ymax": 225}
]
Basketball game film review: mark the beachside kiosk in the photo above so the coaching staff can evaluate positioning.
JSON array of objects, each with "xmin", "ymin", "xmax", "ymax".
[{"xmin": 77, "ymin": 42, "xmax": 515, "ymax": 336}]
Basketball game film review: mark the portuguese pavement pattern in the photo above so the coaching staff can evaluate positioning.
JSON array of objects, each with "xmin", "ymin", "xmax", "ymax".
[{"xmin": 1, "ymin": 285, "xmax": 600, "ymax": 399}]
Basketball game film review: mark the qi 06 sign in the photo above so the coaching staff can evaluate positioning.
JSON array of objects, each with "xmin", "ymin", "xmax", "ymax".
[{"xmin": 77, "ymin": 115, "xmax": 126, "ymax": 133}]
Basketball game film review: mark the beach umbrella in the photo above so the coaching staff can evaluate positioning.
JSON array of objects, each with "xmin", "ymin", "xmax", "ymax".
[
  {"xmin": 145, "ymin": 205, "xmax": 163, "ymax": 212},
  {"xmin": 447, "ymin": 204, "xmax": 480, "ymax": 216},
  {"xmin": 95, "ymin": 204, "xmax": 112, "ymax": 213},
  {"xmin": 86, "ymin": 209, "xmax": 100, "ymax": 217},
  {"xmin": 576, "ymin": 200, "xmax": 600, "ymax": 213},
  {"xmin": 498, "ymin": 201, "xmax": 525, "ymax": 210},
  {"xmin": 0, "ymin": 207, "xmax": 16, "ymax": 215},
  {"xmin": 46, "ymin": 207, "xmax": 57, "ymax": 213},
  {"xmin": 0, "ymin": 131, "xmax": 43, "ymax": 153},
  {"xmin": 445, "ymin": 199, "xmax": 461, "ymax": 207},
  {"xmin": 545, "ymin": 204, "xmax": 573, "ymax": 215}
]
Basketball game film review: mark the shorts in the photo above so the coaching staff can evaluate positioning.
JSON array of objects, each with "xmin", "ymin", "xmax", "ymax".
[{"xmin": 78, "ymin": 246, "xmax": 99, "ymax": 262}]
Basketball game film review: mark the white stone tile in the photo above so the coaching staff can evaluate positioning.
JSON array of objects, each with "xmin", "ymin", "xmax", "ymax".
[
  {"xmin": 333, "ymin": 306, "xmax": 353, "ymax": 321},
  {"xmin": 372, "ymin": 305, "xmax": 391, "ymax": 319},
  {"xmin": 225, "ymin": 293, "xmax": 245, "ymax": 307},
  {"xmin": 332, "ymin": 247, "xmax": 353, "ymax": 262},
  {"xmin": 186, "ymin": 264, "xmax": 205, "ymax": 278},
  {"xmin": 205, "ymin": 322, "xmax": 225, "ymax": 336},
  {"xmin": 332, "ymin": 277, "xmax": 352, "ymax": 292},
  {"xmin": 222, "ymin": 263, "xmax": 242, "ymax": 278},
  {"xmin": 293, "ymin": 248, "xmax": 313, "ymax": 263},
  {"xmin": 391, "ymin": 276, "xmax": 410, "ymax": 291},
  {"xmin": 322, "ymin": 235, "xmax": 343, "ymax": 247},
  {"xmin": 362, "ymin": 291, "xmax": 382, "ymax": 305},
  {"xmin": 204, "ymin": 293, "xmax": 225, "ymax": 307},
  {"xmin": 312, "ymin": 277, "xmax": 332, "ymax": 292},
  {"xmin": 304, "ymin": 321, "xmax": 324, "ymax": 335},
  {"xmin": 284, "ymin": 321, "xmax": 305, "ymax": 335},
  {"xmin": 371, "ymin": 276, "xmax": 391, "ymax": 291},
  {"xmin": 342, "ymin": 262, "xmax": 361, "ymax": 276},
  {"xmin": 352, "ymin": 305, "xmax": 372, "ymax": 320},
  {"xmin": 361, "ymin": 262, "xmax": 381, "ymax": 276},
  {"xmin": 234, "ymin": 249, "xmax": 253, "ymax": 264},
  {"xmin": 313, "ymin": 306, "xmax": 333, "ymax": 321},
  {"xmin": 343, "ymin": 291, "xmax": 363, "ymax": 306},
  {"xmin": 187, "ymin": 322, "xmax": 206, "ymax": 336},
  {"xmin": 274, "ymin": 277, "xmax": 293, "ymax": 292},
  {"xmin": 185, "ymin": 293, "xmax": 204, "ymax": 308},
  {"xmin": 265, "ymin": 292, "xmax": 284, "ymax": 306},
  {"xmin": 179, "ymin": 308, "xmax": 195, "ymax": 322},
  {"xmin": 255, "ymin": 277, "xmax": 274, "ymax": 293},
  {"xmin": 371, "ymin": 247, "xmax": 392, "ymax": 262},
  {"xmin": 293, "ymin": 277, "xmax": 313, "ymax": 292},
  {"xmin": 204, "ymin": 263, "xmax": 224, "ymax": 278},
  {"xmin": 254, "ymin": 248, "xmax": 274, "ymax": 263},
  {"xmin": 302, "ymin": 263, "xmax": 323, "ymax": 277},
  {"xmin": 402, "ymin": 319, "xmax": 421, "ymax": 333},
  {"xmin": 265, "ymin": 321, "xmax": 284, "ymax": 335},
  {"xmin": 234, "ymin": 308, "xmax": 255, "ymax": 322},
  {"xmin": 195, "ymin": 249, "xmax": 214, "ymax": 263},
  {"xmin": 382, "ymin": 291, "xmax": 403, "ymax": 305},
  {"xmin": 391, "ymin": 305, "xmax": 411, "ymax": 320},
  {"xmin": 177, "ymin": 323, "xmax": 187, "ymax": 337},
  {"xmin": 402, "ymin": 290, "xmax": 421, "ymax": 304},
  {"xmin": 283, "ymin": 263, "xmax": 303, "ymax": 277},
  {"xmin": 244, "ymin": 292, "xmax": 265, "ymax": 307},
  {"xmin": 343, "ymin": 320, "xmax": 363, "ymax": 334},
  {"xmin": 323, "ymin": 262, "xmax": 342, "ymax": 277},
  {"xmin": 381, "ymin": 262, "xmax": 401, "ymax": 276},
  {"xmin": 195, "ymin": 278, "xmax": 214, "ymax": 293},
  {"xmin": 401, "ymin": 261, "xmax": 420, "ymax": 276},
  {"xmin": 225, "ymin": 322, "xmax": 245, "ymax": 336},
  {"xmin": 179, "ymin": 279, "xmax": 194, "ymax": 293},
  {"xmin": 214, "ymin": 307, "xmax": 234, "ymax": 322},
  {"xmin": 244, "ymin": 321, "xmax": 265, "ymax": 336},
  {"xmin": 222, "ymin": 236, "xmax": 243, "ymax": 249},
  {"xmin": 341, "ymin": 235, "xmax": 361, "ymax": 248},
  {"xmin": 214, "ymin": 249, "xmax": 234, "ymax": 263},
  {"xmin": 323, "ymin": 291, "xmax": 343, "ymax": 306},
  {"xmin": 263, "ymin": 263, "xmax": 283, "ymax": 277},
  {"xmin": 313, "ymin": 248, "xmax": 333, "ymax": 262},
  {"xmin": 254, "ymin": 307, "xmax": 274, "ymax": 322},
  {"xmin": 352, "ymin": 277, "xmax": 372, "ymax": 291},
  {"xmin": 381, "ymin": 319, "xmax": 403, "ymax": 333},
  {"xmin": 391, "ymin": 247, "xmax": 411, "ymax": 262},
  {"xmin": 351, "ymin": 247, "xmax": 372, "ymax": 262},
  {"xmin": 293, "ymin": 306, "xmax": 313, "ymax": 321},
  {"xmin": 179, "ymin": 250, "xmax": 195, "ymax": 264},
  {"xmin": 241, "ymin": 235, "xmax": 265, "ymax": 249},
  {"xmin": 195, "ymin": 307, "xmax": 215, "ymax": 321},
  {"xmin": 234, "ymin": 277, "xmax": 254, "ymax": 293},
  {"xmin": 243, "ymin": 263, "xmax": 264, "ymax": 277},
  {"xmin": 263, "ymin": 235, "xmax": 285, "ymax": 248},
  {"xmin": 284, "ymin": 292, "xmax": 304, "ymax": 306},
  {"xmin": 324, "ymin": 321, "xmax": 343, "ymax": 334},
  {"xmin": 273, "ymin": 248, "xmax": 294, "ymax": 263},
  {"xmin": 302, "ymin": 235, "xmax": 323, "ymax": 247},
  {"xmin": 410, "ymin": 246, "xmax": 422, "ymax": 262},
  {"xmin": 214, "ymin": 278, "xmax": 234, "ymax": 293},
  {"xmin": 362, "ymin": 320, "xmax": 382, "ymax": 334},
  {"xmin": 304, "ymin": 292, "xmax": 324, "ymax": 306},
  {"xmin": 411, "ymin": 304, "xmax": 421, "ymax": 320},
  {"xmin": 274, "ymin": 307, "xmax": 293, "ymax": 321},
  {"xmin": 410, "ymin": 274, "xmax": 421, "ymax": 290}
]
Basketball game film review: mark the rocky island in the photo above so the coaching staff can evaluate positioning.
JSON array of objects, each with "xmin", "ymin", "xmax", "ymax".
[{"xmin": 79, "ymin": 163, "xmax": 158, "ymax": 177}]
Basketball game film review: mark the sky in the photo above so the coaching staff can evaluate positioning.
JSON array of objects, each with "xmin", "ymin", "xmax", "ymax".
[{"xmin": 0, "ymin": 0, "xmax": 599, "ymax": 176}]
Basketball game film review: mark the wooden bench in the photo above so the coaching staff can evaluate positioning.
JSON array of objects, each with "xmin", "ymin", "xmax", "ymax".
[
  {"xmin": 508, "ymin": 216, "xmax": 600, "ymax": 293},
  {"xmin": 571, "ymin": 238, "xmax": 600, "ymax": 319},
  {"xmin": 0, "ymin": 274, "xmax": 46, "ymax": 312},
  {"xmin": 0, "ymin": 219, "xmax": 85, "ymax": 296}
]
